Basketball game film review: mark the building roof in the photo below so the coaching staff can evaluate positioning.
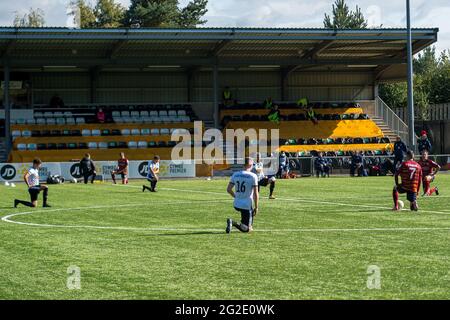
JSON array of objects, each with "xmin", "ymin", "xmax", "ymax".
[{"xmin": 0, "ymin": 27, "xmax": 439, "ymax": 81}]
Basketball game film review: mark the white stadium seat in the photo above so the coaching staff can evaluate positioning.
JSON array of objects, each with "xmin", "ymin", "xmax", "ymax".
[
  {"xmin": 159, "ymin": 110, "xmax": 168, "ymax": 117},
  {"xmin": 66, "ymin": 117, "xmax": 76, "ymax": 125},
  {"xmin": 160, "ymin": 128, "xmax": 170, "ymax": 135},
  {"xmin": 36, "ymin": 118, "xmax": 46, "ymax": 125},
  {"xmin": 131, "ymin": 129, "xmax": 141, "ymax": 136},
  {"xmin": 56, "ymin": 118, "xmax": 66, "ymax": 125},
  {"xmin": 91, "ymin": 129, "xmax": 101, "ymax": 137},
  {"xmin": 82, "ymin": 129, "xmax": 92, "ymax": 137},
  {"xmin": 88, "ymin": 142, "xmax": 98, "ymax": 149},
  {"xmin": 26, "ymin": 119, "xmax": 36, "ymax": 125},
  {"xmin": 141, "ymin": 128, "xmax": 150, "ymax": 135},
  {"xmin": 140, "ymin": 111, "xmax": 149, "ymax": 117},
  {"xmin": 22, "ymin": 130, "xmax": 32, "ymax": 138},
  {"xmin": 46, "ymin": 118, "xmax": 56, "ymax": 125},
  {"xmin": 76, "ymin": 117, "xmax": 86, "ymax": 124},
  {"xmin": 150, "ymin": 129, "xmax": 160, "ymax": 135},
  {"xmin": 12, "ymin": 130, "xmax": 22, "ymax": 139},
  {"xmin": 17, "ymin": 144, "xmax": 27, "ymax": 151},
  {"xmin": 121, "ymin": 111, "xmax": 130, "ymax": 117},
  {"xmin": 138, "ymin": 141, "xmax": 147, "ymax": 149},
  {"xmin": 27, "ymin": 143, "xmax": 37, "ymax": 151},
  {"xmin": 177, "ymin": 110, "xmax": 186, "ymax": 116},
  {"xmin": 121, "ymin": 129, "xmax": 131, "ymax": 136},
  {"xmin": 128, "ymin": 141, "xmax": 138, "ymax": 149},
  {"xmin": 98, "ymin": 142, "xmax": 108, "ymax": 149}
]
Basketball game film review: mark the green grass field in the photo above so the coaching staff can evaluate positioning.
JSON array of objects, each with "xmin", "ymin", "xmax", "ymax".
[{"xmin": 1, "ymin": 175, "xmax": 450, "ymax": 300}]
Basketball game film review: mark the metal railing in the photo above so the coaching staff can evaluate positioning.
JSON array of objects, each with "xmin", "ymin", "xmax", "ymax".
[
  {"xmin": 374, "ymin": 97, "xmax": 409, "ymax": 142},
  {"xmin": 286, "ymin": 154, "xmax": 450, "ymax": 176},
  {"xmin": 394, "ymin": 103, "xmax": 450, "ymax": 122}
]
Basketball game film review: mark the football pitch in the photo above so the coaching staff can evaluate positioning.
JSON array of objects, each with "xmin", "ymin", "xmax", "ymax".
[{"xmin": 1, "ymin": 175, "xmax": 450, "ymax": 300}]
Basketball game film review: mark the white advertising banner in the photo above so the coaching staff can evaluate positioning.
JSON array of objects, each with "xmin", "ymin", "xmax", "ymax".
[{"xmin": 0, "ymin": 161, "xmax": 196, "ymax": 182}]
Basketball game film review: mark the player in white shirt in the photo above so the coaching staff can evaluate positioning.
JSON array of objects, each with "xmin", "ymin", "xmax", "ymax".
[
  {"xmin": 252, "ymin": 153, "xmax": 276, "ymax": 199},
  {"xmin": 14, "ymin": 158, "xmax": 51, "ymax": 208},
  {"xmin": 143, "ymin": 155, "xmax": 160, "ymax": 193},
  {"xmin": 226, "ymin": 157, "xmax": 259, "ymax": 233}
]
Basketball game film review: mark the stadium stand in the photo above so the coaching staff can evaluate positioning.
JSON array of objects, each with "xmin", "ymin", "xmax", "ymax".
[
  {"xmin": 9, "ymin": 104, "xmax": 199, "ymax": 162},
  {"xmin": 220, "ymin": 101, "xmax": 392, "ymax": 155}
]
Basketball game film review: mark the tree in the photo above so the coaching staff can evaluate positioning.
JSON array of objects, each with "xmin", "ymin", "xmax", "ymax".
[
  {"xmin": 13, "ymin": 8, "xmax": 45, "ymax": 27},
  {"xmin": 178, "ymin": 0, "xmax": 208, "ymax": 28},
  {"xmin": 323, "ymin": 0, "xmax": 367, "ymax": 29},
  {"xmin": 124, "ymin": 0, "xmax": 208, "ymax": 28},
  {"xmin": 69, "ymin": 0, "xmax": 96, "ymax": 28},
  {"xmin": 94, "ymin": 0, "xmax": 126, "ymax": 28},
  {"xmin": 69, "ymin": 0, "xmax": 125, "ymax": 28}
]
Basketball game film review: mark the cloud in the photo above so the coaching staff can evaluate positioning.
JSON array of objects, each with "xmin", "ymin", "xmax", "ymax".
[{"xmin": 0, "ymin": 0, "xmax": 448, "ymax": 51}]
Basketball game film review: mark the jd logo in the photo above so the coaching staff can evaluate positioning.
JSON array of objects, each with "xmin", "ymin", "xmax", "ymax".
[
  {"xmin": 70, "ymin": 164, "xmax": 83, "ymax": 179},
  {"xmin": 138, "ymin": 162, "xmax": 148, "ymax": 177},
  {"xmin": 0, "ymin": 165, "xmax": 16, "ymax": 180}
]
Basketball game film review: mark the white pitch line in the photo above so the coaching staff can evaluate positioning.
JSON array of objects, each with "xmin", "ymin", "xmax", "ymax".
[
  {"xmin": 2, "ymin": 184, "xmax": 449, "ymax": 233},
  {"xmin": 2, "ymin": 205, "xmax": 450, "ymax": 233}
]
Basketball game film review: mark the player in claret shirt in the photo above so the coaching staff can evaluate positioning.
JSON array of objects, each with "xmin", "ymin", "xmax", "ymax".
[
  {"xmin": 111, "ymin": 152, "xmax": 129, "ymax": 184},
  {"xmin": 14, "ymin": 158, "xmax": 51, "ymax": 208},
  {"xmin": 393, "ymin": 150, "xmax": 422, "ymax": 212},
  {"xmin": 417, "ymin": 150, "xmax": 440, "ymax": 196}
]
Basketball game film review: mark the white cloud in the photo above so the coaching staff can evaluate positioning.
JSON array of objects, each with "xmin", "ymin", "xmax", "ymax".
[{"xmin": 0, "ymin": 0, "xmax": 448, "ymax": 51}]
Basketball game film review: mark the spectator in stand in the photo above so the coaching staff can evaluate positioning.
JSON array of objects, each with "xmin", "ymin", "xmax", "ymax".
[
  {"xmin": 222, "ymin": 86, "xmax": 234, "ymax": 108},
  {"xmin": 297, "ymin": 97, "xmax": 308, "ymax": 108},
  {"xmin": 418, "ymin": 130, "xmax": 432, "ymax": 154},
  {"xmin": 263, "ymin": 97, "xmax": 274, "ymax": 109},
  {"xmin": 267, "ymin": 104, "xmax": 280, "ymax": 124},
  {"xmin": 306, "ymin": 106, "xmax": 318, "ymax": 125},
  {"xmin": 49, "ymin": 94, "xmax": 64, "ymax": 108},
  {"xmin": 350, "ymin": 151, "xmax": 366, "ymax": 177},
  {"xmin": 314, "ymin": 152, "xmax": 330, "ymax": 178},
  {"xmin": 393, "ymin": 136, "xmax": 408, "ymax": 170},
  {"xmin": 96, "ymin": 108, "xmax": 106, "ymax": 123}
]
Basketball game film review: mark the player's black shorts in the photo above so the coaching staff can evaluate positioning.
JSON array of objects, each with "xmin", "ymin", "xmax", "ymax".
[
  {"xmin": 234, "ymin": 207, "xmax": 253, "ymax": 230},
  {"xmin": 396, "ymin": 185, "xmax": 417, "ymax": 202},
  {"xmin": 259, "ymin": 177, "xmax": 269, "ymax": 187},
  {"xmin": 28, "ymin": 186, "xmax": 41, "ymax": 202}
]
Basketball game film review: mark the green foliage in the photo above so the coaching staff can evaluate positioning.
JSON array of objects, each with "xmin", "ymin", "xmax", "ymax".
[
  {"xmin": 94, "ymin": 0, "xmax": 126, "ymax": 28},
  {"xmin": 124, "ymin": 0, "xmax": 208, "ymax": 28},
  {"xmin": 379, "ymin": 48, "xmax": 450, "ymax": 117},
  {"xmin": 69, "ymin": 0, "xmax": 125, "ymax": 28},
  {"xmin": 178, "ymin": 0, "xmax": 208, "ymax": 27},
  {"xmin": 323, "ymin": 0, "xmax": 367, "ymax": 29},
  {"xmin": 69, "ymin": 0, "xmax": 96, "ymax": 28},
  {"xmin": 13, "ymin": 8, "xmax": 45, "ymax": 27}
]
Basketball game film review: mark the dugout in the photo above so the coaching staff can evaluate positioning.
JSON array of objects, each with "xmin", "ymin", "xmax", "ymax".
[{"xmin": 0, "ymin": 27, "xmax": 438, "ymax": 162}]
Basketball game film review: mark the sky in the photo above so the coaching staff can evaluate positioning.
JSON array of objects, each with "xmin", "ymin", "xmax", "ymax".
[{"xmin": 0, "ymin": 0, "xmax": 448, "ymax": 52}]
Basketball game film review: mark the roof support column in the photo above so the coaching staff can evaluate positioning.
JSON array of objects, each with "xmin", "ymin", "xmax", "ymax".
[
  {"xmin": 406, "ymin": 0, "xmax": 415, "ymax": 150},
  {"xmin": 90, "ymin": 67, "xmax": 100, "ymax": 104},
  {"xmin": 213, "ymin": 64, "xmax": 219, "ymax": 128},
  {"xmin": 3, "ymin": 63, "xmax": 11, "ymax": 157},
  {"xmin": 281, "ymin": 68, "xmax": 289, "ymax": 101}
]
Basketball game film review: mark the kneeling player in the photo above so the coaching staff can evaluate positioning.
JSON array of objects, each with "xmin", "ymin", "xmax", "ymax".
[
  {"xmin": 393, "ymin": 150, "xmax": 422, "ymax": 211},
  {"xmin": 111, "ymin": 152, "xmax": 129, "ymax": 184},
  {"xmin": 418, "ymin": 151, "xmax": 440, "ymax": 196},
  {"xmin": 253, "ymin": 153, "xmax": 276, "ymax": 199},
  {"xmin": 226, "ymin": 157, "xmax": 259, "ymax": 233},
  {"xmin": 143, "ymin": 155, "xmax": 160, "ymax": 192},
  {"xmin": 14, "ymin": 158, "xmax": 51, "ymax": 208}
]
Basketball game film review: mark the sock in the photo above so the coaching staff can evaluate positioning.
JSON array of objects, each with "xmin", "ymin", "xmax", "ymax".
[
  {"xmin": 269, "ymin": 181, "xmax": 275, "ymax": 196},
  {"xmin": 43, "ymin": 188, "xmax": 48, "ymax": 206},
  {"xmin": 16, "ymin": 200, "xmax": 34, "ymax": 207},
  {"xmin": 91, "ymin": 173, "xmax": 96, "ymax": 184},
  {"xmin": 111, "ymin": 173, "xmax": 116, "ymax": 184},
  {"xmin": 151, "ymin": 180, "xmax": 157, "ymax": 190},
  {"xmin": 392, "ymin": 188, "xmax": 399, "ymax": 208},
  {"xmin": 429, "ymin": 187, "xmax": 436, "ymax": 195}
]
